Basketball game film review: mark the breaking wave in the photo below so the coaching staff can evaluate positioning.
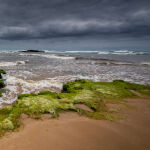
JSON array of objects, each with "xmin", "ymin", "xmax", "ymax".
[
  {"xmin": 0, "ymin": 75, "xmax": 63, "ymax": 107},
  {"xmin": 65, "ymin": 51, "xmax": 99, "ymax": 53},
  {"xmin": 19, "ymin": 53, "xmax": 75, "ymax": 60},
  {"xmin": 98, "ymin": 50, "xmax": 150, "ymax": 55},
  {"xmin": 140, "ymin": 62, "xmax": 150, "ymax": 66},
  {"xmin": 0, "ymin": 61, "xmax": 26, "ymax": 67},
  {"xmin": 0, "ymin": 49, "xmax": 149, "ymax": 55}
]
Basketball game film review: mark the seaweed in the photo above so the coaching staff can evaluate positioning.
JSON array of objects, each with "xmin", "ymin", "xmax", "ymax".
[
  {"xmin": 0, "ymin": 69, "xmax": 6, "ymax": 97},
  {"xmin": 0, "ymin": 79, "xmax": 150, "ymax": 137}
]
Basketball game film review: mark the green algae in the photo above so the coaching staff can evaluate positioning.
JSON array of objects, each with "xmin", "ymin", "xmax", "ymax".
[
  {"xmin": 0, "ymin": 70, "xmax": 6, "ymax": 75},
  {"xmin": 0, "ymin": 80, "xmax": 5, "ymax": 89},
  {"xmin": 0, "ymin": 69, "xmax": 6, "ymax": 97},
  {"xmin": 0, "ymin": 79, "xmax": 150, "ymax": 137},
  {"xmin": 0, "ymin": 69, "xmax": 6, "ymax": 80}
]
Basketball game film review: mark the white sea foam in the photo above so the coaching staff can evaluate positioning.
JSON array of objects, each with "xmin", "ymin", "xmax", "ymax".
[
  {"xmin": 19, "ymin": 53, "xmax": 75, "ymax": 60},
  {"xmin": 65, "ymin": 51, "xmax": 99, "ymax": 53},
  {"xmin": 0, "ymin": 71, "xmax": 149, "ymax": 107},
  {"xmin": 1, "ymin": 49, "xmax": 149, "ymax": 55},
  {"xmin": 98, "ymin": 50, "xmax": 134, "ymax": 55},
  {"xmin": 5, "ymin": 75, "xmax": 63, "ymax": 91},
  {"xmin": 0, "ymin": 74, "xmax": 101, "ymax": 106},
  {"xmin": 41, "ymin": 54, "xmax": 75, "ymax": 60},
  {"xmin": 97, "ymin": 51, "xmax": 110, "ymax": 54},
  {"xmin": 47, "ymin": 75, "xmax": 101, "ymax": 83},
  {"xmin": 0, "ymin": 49, "xmax": 25, "ymax": 54},
  {"xmin": 0, "ymin": 75, "xmax": 63, "ymax": 106},
  {"xmin": 98, "ymin": 50, "xmax": 149, "ymax": 55},
  {"xmin": 140, "ymin": 62, "xmax": 150, "ymax": 66},
  {"xmin": 0, "ymin": 61, "xmax": 26, "ymax": 67},
  {"xmin": 111, "ymin": 62, "xmax": 133, "ymax": 65}
]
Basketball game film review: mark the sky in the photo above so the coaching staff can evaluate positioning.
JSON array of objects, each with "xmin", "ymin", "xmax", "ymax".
[{"xmin": 0, "ymin": 0, "xmax": 150, "ymax": 50}]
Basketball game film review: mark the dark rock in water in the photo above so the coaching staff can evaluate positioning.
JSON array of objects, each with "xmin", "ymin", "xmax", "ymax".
[
  {"xmin": 0, "ymin": 69, "xmax": 6, "ymax": 96},
  {"xmin": 0, "ymin": 69, "xmax": 6, "ymax": 79},
  {"xmin": 0, "ymin": 69, "xmax": 6, "ymax": 74},
  {"xmin": 21, "ymin": 50, "xmax": 45, "ymax": 53},
  {"xmin": 0, "ymin": 80, "xmax": 5, "ymax": 88}
]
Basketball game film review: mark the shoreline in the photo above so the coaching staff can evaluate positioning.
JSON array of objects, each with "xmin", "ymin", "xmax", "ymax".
[
  {"xmin": 0, "ymin": 71, "xmax": 150, "ymax": 149},
  {"xmin": 0, "ymin": 78, "xmax": 150, "ymax": 134}
]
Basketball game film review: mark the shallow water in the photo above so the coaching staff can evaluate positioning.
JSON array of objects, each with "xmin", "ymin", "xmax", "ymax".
[{"xmin": 0, "ymin": 50, "xmax": 150, "ymax": 106}]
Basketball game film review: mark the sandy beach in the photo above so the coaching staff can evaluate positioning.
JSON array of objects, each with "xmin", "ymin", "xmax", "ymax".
[{"xmin": 0, "ymin": 98, "xmax": 150, "ymax": 150}]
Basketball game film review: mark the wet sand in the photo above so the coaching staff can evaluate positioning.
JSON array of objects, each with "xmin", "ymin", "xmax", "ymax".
[{"xmin": 0, "ymin": 98, "xmax": 150, "ymax": 150}]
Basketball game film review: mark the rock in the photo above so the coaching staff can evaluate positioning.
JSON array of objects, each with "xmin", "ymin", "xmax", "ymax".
[
  {"xmin": 0, "ymin": 69, "xmax": 6, "ymax": 74},
  {"xmin": 0, "ymin": 69, "xmax": 6, "ymax": 79},
  {"xmin": 21, "ymin": 50, "xmax": 45, "ymax": 53},
  {"xmin": 0, "ymin": 80, "xmax": 5, "ymax": 88},
  {"xmin": 0, "ymin": 69, "xmax": 6, "ymax": 93}
]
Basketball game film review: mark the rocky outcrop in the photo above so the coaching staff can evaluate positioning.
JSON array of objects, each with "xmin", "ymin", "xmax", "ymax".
[
  {"xmin": 0, "ymin": 69, "xmax": 6, "ymax": 94},
  {"xmin": 21, "ymin": 50, "xmax": 45, "ymax": 53}
]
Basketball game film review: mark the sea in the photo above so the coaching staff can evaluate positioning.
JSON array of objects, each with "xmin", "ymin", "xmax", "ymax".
[{"xmin": 0, "ymin": 49, "xmax": 150, "ymax": 107}]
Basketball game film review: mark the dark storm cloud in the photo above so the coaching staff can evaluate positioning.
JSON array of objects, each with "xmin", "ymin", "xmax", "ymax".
[{"xmin": 0, "ymin": 0, "xmax": 150, "ymax": 41}]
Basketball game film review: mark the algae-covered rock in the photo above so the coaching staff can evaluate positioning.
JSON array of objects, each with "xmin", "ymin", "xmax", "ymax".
[
  {"xmin": 1, "ymin": 119, "xmax": 14, "ymax": 130},
  {"xmin": 0, "ymin": 79, "xmax": 150, "ymax": 137},
  {"xmin": 21, "ymin": 50, "xmax": 45, "ymax": 53},
  {"xmin": 0, "ymin": 80, "xmax": 5, "ymax": 88},
  {"xmin": 0, "ymin": 80, "xmax": 5, "ymax": 97},
  {"xmin": 0, "ymin": 69, "xmax": 6, "ymax": 79},
  {"xmin": 0, "ymin": 69, "xmax": 6, "ymax": 90},
  {"xmin": 0, "ymin": 69, "xmax": 6, "ymax": 75}
]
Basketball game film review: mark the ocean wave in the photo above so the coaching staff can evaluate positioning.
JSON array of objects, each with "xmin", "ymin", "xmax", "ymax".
[
  {"xmin": 19, "ymin": 53, "xmax": 75, "ymax": 60},
  {"xmin": 41, "ymin": 54, "xmax": 75, "ymax": 60},
  {"xmin": 98, "ymin": 50, "xmax": 150, "ymax": 55},
  {"xmin": 0, "ymin": 61, "xmax": 26, "ymax": 67},
  {"xmin": 0, "ymin": 75, "xmax": 63, "ymax": 106},
  {"xmin": 1, "ymin": 49, "xmax": 149, "ymax": 55},
  {"xmin": 75, "ymin": 56, "xmax": 134, "ymax": 65},
  {"xmin": 0, "ymin": 74, "xmax": 110, "ymax": 106},
  {"xmin": 0, "ymin": 49, "xmax": 24, "ymax": 53},
  {"xmin": 140, "ymin": 62, "xmax": 150, "ymax": 66},
  {"xmin": 1, "ymin": 74, "xmax": 100, "ymax": 106},
  {"xmin": 65, "ymin": 50, "xmax": 99, "ymax": 53},
  {"xmin": 109, "ymin": 61, "xmax": 133, "ymax": 65},
  {"xmin": 5, "ymin": 75, "xmax": 63, "ymax": 90}
]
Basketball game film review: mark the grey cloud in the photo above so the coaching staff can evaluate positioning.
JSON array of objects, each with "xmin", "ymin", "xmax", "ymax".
[
  {"xmin": 0, "ymin": 0, "xmax": 150, "ymax": 49},
  {"xmin": 0, "ymin": 20, "xmax": 125, "ymax": 40}
]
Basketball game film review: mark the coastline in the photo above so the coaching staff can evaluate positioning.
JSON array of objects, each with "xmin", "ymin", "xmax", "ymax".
[
  {"xmin": 0, "ymin": 50, "xmax": 150, "ymax": 106},
  {"xmin": 0, "ymin": 52, "xmax": 150, "ymax": 149},
  {"xmin": 0, "ymin": 0, "xmax": 150, "ymax": 149},
  {"xmin": 0, "ymin": 77, "xmax": 150, "ymax": 139}
]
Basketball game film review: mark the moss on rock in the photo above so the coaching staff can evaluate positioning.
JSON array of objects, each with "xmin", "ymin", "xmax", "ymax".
[
  {"xmin": 0, "ymin": 69, "xmax": 6, "ymax": 97},
  {"xmin": 0, "ymin": 70, "xmax": 6, "ymax": 75},
  {"xmin": 0, "ymin": 80, "xmax": 5, "ymax": 89},
  {"xmin": 0, "ymin": 79, "xmax": 150, "ymax": 137},
  {"xmin": 0, "ymin": 69, "xmax": 6, "ymax": 80}
]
